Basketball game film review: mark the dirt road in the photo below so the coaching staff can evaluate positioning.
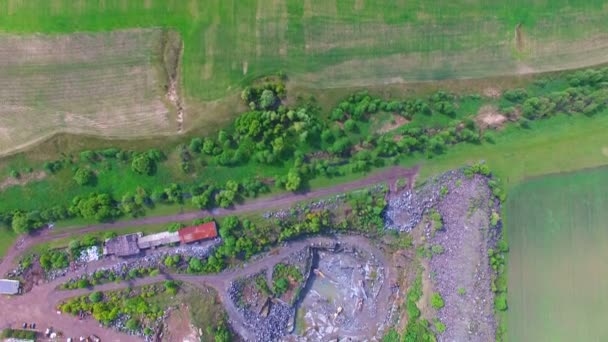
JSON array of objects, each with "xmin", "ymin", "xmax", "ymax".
[
  {"xmin": 0, "ymin": 165, "xmax": 417, "ymax": 276},
  {"xmin": 0, "ymin": 235, "xmax": 394, "ymax": 342}
]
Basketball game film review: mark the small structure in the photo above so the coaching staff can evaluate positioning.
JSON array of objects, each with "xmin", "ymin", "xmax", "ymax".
[
  {"xmin": 178, "ymin": 222, "xmax": 218, "ymax": 244},
  {"xmin": 103, "ymin": 233, "xmax": 142, "ymax": 257},
  {"xmin": 137, "ymin": 231, "xmax": 180, "ymax": 249},
  {"xmin": 0, "ymin": 278, "xmax": 20, "ymax": 295}
]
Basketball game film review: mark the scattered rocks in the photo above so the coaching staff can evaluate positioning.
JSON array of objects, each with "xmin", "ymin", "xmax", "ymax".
[
  {"xmin": 228, "ymin": 273, "xmax": 294, "ymax": 342},
  {"xmin": 384, "ymin": 170, "xmax": 461, "ymax": 232},
  {"xmin": 384, "ymin": 169, "xmax": 499, "ymax": 341}
]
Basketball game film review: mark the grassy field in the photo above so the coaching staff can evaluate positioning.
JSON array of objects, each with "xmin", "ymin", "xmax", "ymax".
[
  {"xmin": 0, "ymin": 28, "xmax": 180, "ymax": 156},
  {"xmin": 506, "ymin": 167, "xmax": 608, "ymax": 341},
  {"xmin": 410, "ymin": 111, "xmax": 608, "ymax": 190},
  {"xmin": 1, "ymin": 0, "xmax": 606, "ymax": 99},
  {"xmin": 0, "ymin": 1, "xmax": 607, "ymax": 156}
]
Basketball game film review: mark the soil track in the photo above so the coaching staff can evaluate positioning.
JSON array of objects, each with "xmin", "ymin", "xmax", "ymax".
[
  {"xmin": 0, "ymin": 236, "xmax": 392, "ymax": 342},
  {"xmin": 0, "ymin": 165, "xmax": 418, "ymax": 277}
]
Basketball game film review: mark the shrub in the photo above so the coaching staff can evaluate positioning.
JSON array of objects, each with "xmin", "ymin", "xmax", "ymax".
[
  {"xmin": 344, "ymin": 119, "xmax": 358, "ymax": 132},
  {"xmin": 131, "ymin": 153, "xmax": 156, "ymax": 175},
  {"xmin": 273, "ymin": 278, "xmax": 289, "ymax": 296},
  {"xmin": 73, "ymin": 168, "xmax": 95, "ymax": 186},
  {"xmin": 431, "ymin": 245, "xmax": 445, "ymax": 255},
  {"xmin": 431, "ymin": 293, "xmax": 445, "ymax": 309},
  {"xmin": 457, "ymin": 287, "xmax": 466, "ymax": 295},
  {"xmin": 125, "ymin": 318, "xmax": 140, "ymax": 331},
  {"xmin": 77, "ymin": 279, "xmax": 90, "ymax": 289},
  {"xmin": 491, "ymin": 211, "xmax": 501, "ymax": 227},
  {"xmin": 495, "ymin": 293, "xmax": 508, "ymax": 311},
  {"xmin": 434, "ymin": 319, "xmax": 446, "ymax": 333},
  {"xmin": 89, "ymin": 291, "xmax": 103, "ymax": 303},
  {"xmin": 164, "ymin": 280, "xmax": 179, "ymax": 295}
]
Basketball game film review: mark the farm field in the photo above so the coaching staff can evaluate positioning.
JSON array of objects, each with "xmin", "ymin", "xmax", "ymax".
[
  {"xmin": 506, "ymin": 168, "xmax": 608, "ymax": 341},
  {"xmin": 1, "ymin": 0, "xmax": 606, "ymax": 99},
  {"xmin": 0, "ymin": 1, "xmax": 608, "ymax": 155}
]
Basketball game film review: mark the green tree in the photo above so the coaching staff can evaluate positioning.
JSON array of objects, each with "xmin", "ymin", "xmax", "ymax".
[
  {"xmin": 73, "ymin": 168, "xmax": 95, "ymax": 186},
  {"xmin": 259, "ymin": 89, "xmax": 276, "ymax": 109},
  {"xmin": 125, "ymin": 318, "xmax": 140, "ymax": 331},
  {"xmin": 189, "ymin": 137, "xmax": 203, "ymax": 152},
  {"xmin": 89, "ymin": 291, "xmax": 103, "ymax": 303},
  {"xmin": 285, "ymin": 169, "xmax": 302, "ymax": 192},
  {"xmin": 273, "ymin": 278, "xmax": 289, "ymax": 296},
  {"xmin": 188, "ymin": 258, "xmax": 203, "ymax": 273},
  {"xmin": 344, "ymin": 119, "xmax": 358, "ymax": 132},
  {"xmin": 495, "ymin": 293, "xmax": 508, "ymax": 311},
  {"xmin": 72, "ymin": 193, "xmax": 117, "ymax": 221},
  {"xmin": 11, "ymin": 212, "xmax": 31, "ymax": 234},
  {"xmin": 131, "ymin": 153, "xmax": 156, "ymax": 175}
]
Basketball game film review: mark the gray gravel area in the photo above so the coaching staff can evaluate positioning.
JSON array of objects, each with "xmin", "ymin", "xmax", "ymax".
[{"xmin": 429, "ymin": 173, "xmax": 497, "ymax": 342}]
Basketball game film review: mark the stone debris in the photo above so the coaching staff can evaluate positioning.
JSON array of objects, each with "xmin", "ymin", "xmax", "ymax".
[
  {"xmin": 78, "ymin": 246, "xmax": 101, "ymax": 263},
  {"xmin": 385, "ymin": 169, "xmax": 498, "ymax": 342},
  {"xmin": 384, "ymin": 171, "xmax": 460, "ymax": 232}
]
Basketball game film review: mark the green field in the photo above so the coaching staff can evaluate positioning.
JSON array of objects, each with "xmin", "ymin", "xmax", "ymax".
[
  {"xmin": 1, "ymin": 0, "xmax": 607, "ymax": 102},
  {"xmin": 506, "ymin": 167, "xmax": 608, "ymax": 341}
]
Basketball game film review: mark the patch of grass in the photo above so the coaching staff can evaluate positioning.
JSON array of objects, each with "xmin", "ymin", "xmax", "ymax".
[
  {"xmin": 410, "ymin": 110, "xmax": 608, "ymax": 190},
  {"xmin": 0, "ymin": 1, "xmax": 607, "ymax": 103},
  {"xmin": 506, "ymin": 167, "xmax": 608, "ymax": 341}
]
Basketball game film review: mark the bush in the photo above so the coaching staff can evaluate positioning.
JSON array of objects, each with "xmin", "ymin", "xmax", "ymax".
[
  {"xmin": 434, "ymin": 319, "xmax": 446, "ymax": 333},
  {"xmin": 131, "ymin": 153, "xmax": 156, "ymax": 175},
  {"xmin": 73, "ymin": 168, "xmax": 95, "ymax": 186},
  {"xmin": 344, "ymin": 119, "xmax": 358, "ymax": 132},
  {"xmin": 273, "ymin": 278, "xmax": 289, "ymax": 296},
  {"xmin": 164, "ymin": 280, "xmax": 179, "ymax": 295},
  {"xmin": 431, "ymin": 245, "xmax": 444, "ymax": 255},
  {"xmin": 491, "ymin": 211, "xmax": 501, "ymax": 227},
  {"xmin": 125, "ymin": 318, "xmax": 140, "ymax": 331},
  {"xmin": 77, "ymin": 278, "xmax": 91, "ymax": 288},
  {"xmin": 89, "ymin": 291, "xmax": 103, "ymax": 303},
  {"xmin": 495, "ymin": 293, "xmax": 508, "ymax": 311},
  {"xmin": 430, "ymin": 293, "xmax": 445, "ymax": 309}
]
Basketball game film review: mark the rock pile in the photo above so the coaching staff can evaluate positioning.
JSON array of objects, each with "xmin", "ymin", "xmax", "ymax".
[
  {"xmin": 384, "ymin": 170, "xmax": 460, "ymax": 232},
  {"xmin": 227, "ymin": 274, "xmax": 294, "ymax": 342}
]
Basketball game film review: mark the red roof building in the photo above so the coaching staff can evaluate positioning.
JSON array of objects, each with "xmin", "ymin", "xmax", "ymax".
[{"xmin": 178, "ymin": 222, "xmax": 218, "ymax": 243}]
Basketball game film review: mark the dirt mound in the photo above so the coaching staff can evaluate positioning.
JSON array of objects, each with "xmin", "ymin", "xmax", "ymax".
[{"xmin": 476, "ymin": 105, "xmax": 507, "ymax": 129}]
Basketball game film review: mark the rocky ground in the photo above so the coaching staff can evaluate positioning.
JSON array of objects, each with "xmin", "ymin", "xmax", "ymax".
[
  {"xmin": 226, "ymin": 240, "xmax": 392, "ymax": 342},
  {"xmin": 227, "ymin": 272, "xmax": 294, "ymax": 342},
  {"xmin": 430, "ymin": 173, "xmax": 497, "ymax": 341},
  {"xmin": 386, "ymin": 169, "xmax": 498, "ymax": 342},
  {"xmin": 384, "ymin": 171, "xmax": 461, "ymax": 232}
]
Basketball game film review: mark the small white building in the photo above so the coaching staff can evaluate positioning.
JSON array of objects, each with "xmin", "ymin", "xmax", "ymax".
[
  {"xmin": 137, "ymin": 231, "xmax": 180, "ymax": 249},
  {"xmin": 0, "ymin": 279, "xmax": 20, "ymax": 295}
]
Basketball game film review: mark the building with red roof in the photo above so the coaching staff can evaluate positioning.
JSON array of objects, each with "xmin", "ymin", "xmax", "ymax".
[{"xmin": 178, "ymin": 221, "xmax": 218, "ymax": 243}]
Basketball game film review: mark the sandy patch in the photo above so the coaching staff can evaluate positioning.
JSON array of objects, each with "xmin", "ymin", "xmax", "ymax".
[
  {"xmin": 475, "ymin": 105, "xmax": 507, "ymax": 129},
  {"xmin": 483, "ymin": 87, "xmax": 501, "ymax": 98},
  {"xmin": 377, "ymin": 114, "xmax": 410, "ymax": 134},
  {"xmin": 0, "ymin": 171, "xmax": 46, "ymax": 191},
  {"xmin": 163, "ymin": 304, "xmax": 198, "ymax": 342},
  {"xmin": 601, "ymin": 147, "xmax": 608, "ymax": 157}
]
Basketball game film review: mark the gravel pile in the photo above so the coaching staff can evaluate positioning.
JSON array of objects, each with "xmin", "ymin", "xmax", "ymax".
[
  {"xmin": 384, "ymin": 170, "xmax": 460, "ymax": 232},
  {"xmin": 77, "ymin": 246, "xmax": 101, "ymax": 263},
  {"xmin": 227, "ymin": 274, "xmax": 294, "ymax": 342},
  {"xmin": 428, "ymin": 173, "xmax": 497, "ymax": 342}
]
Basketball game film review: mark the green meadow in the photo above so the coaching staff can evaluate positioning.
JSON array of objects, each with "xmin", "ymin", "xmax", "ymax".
[
  {"xmin": 1, "ymin": 0, "xmax": 607, "ymax": 101},
  {"xmin": 506, "ymin": 167, "xmax": 608, "ymax": 341}
]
